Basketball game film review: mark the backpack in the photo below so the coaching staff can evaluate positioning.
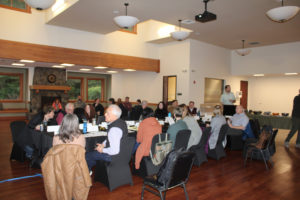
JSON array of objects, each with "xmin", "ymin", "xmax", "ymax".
[
  {"xmin": 149, "ymin": 134, "xmax": 173, "ymax": 166},
  {"xmin": 156, "ymin": 148, "xmax": 184, "ymax": 186}
]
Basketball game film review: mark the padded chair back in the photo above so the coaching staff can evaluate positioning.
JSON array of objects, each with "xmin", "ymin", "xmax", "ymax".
[
  {"xmin": 199, "ymin": 127, "xmax": 211, "ymax": 147},
  {"xmin": 10, "ymin": 121, "xmax": 27, "ymax": 142},
  {"xmin": 167, "ymin": 151, "xmax": 195, "ymax": 188},
  {"xmin": 174, "ymin": 129, "xmax": 191, "ymax": 150},
  {"xmin": 269, "ymin": 129, "xmax": 278, "ymax": 147},
  {"xmin": 191, "ymin": 127, "xmax": 211, "ymax": 149},
  {"xmin": 111, "ymin": 136, "xmax": 135, "ymax": 164},
  {"xmin": 250, "ymin": 119, "xmax": 260, "ymax": 138},
  {"xmin": 218, "ymin": 124, "xmax": 228, "ymax": 143}
]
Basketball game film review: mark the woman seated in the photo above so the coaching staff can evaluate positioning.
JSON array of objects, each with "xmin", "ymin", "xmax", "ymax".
[
  {"xmin": 17, "ymin": 106, "xmax": 55, "ymax": 159},
  {"xmin": 53, "ymin": 114, "xmax": 86, "ymax": 148},
  {"xmin": 135, "ymin": 109, "xmax": 162, "ymax": 169},
  {"xmin": 182, "ymin": 106, "xmax": 202, "ymax": 150},
  {"xmin": 84, "ymin": 104, "xmax": 96, "ymax": 123},
  {"xmin": 154, "ymin": 101, "xmax": 168, "ymax": 120},
  {"xmin": 208, "ymin": 106, "xmax": 226, "ymax": 150}
]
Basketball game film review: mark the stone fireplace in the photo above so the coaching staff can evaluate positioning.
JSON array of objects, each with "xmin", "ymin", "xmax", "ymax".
[{"xmin": 30, "ymin": 67, "xmax": 70, "ymax": 115}]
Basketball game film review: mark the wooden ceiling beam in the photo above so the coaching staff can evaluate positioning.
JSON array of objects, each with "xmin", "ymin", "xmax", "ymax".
[{"xmin": 0, "ymin": 39, "xmax": 160, "ymax": 73}]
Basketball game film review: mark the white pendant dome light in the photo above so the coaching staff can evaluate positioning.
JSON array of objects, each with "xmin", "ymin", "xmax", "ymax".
[
  {"xmin": 171, "ymin": 20, "xmax": 190, "ymax": 41},
  {"xmin": 114, "ymin": 3, "xmax": 139, "ymax": 29},
  {"xmin": 235, "ymin": 40, "xmax": 251, "ymax": 56},
  {"xmin": 266, "ymin": 0, "xmax": 300, "ymax": 23},
  {"xmin": 24, "ymin": 0, "xmax": 56, "ymax": 10}
]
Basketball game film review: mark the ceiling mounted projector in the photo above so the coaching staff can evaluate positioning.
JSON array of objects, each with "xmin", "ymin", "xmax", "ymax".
[{"xmin": 195, "ymin": 0, "xmax": 217, "ymax": 23}]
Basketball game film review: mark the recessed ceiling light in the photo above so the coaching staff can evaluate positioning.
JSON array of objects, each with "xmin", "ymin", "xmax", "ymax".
[
  {"xmin": 12, "ymin": 63, "xmax": 25, "ymax": 66},
  {"xmin": 61, "ymin": 63, "xmax": 74, "ymax": 66},
  {"xmin": 94, "ymin": 66, "xmax": 108, "ymax": 69},
  {"xmin": 249, "ymin": 42, "xmax": 260, "ymax": 45},
  {"xmin": 123, "ymin": 69, "xmax": 136, "ymax": 72},
  {"xmin": 107, "ymin": 70, "xmax": 118, "ymax": 73},
  {"xmin": 181, "ymin": 19, "xmax": 195, "ymax": 24},
  {"xmin": 20, "ymin": 59, "xmax": 35, "ymax": 63},
  {"xmin": 253, "ymin": 74, "xmax": 264, "ymax": 77},
  {"xmin": 52, "ymin": 65, "xmax": 65, "ymax": 68},
  {"xmin": 80, "ymin": 68, "xmax": 91, "ymax": 71},
  {"xmin": 285, "ymin": 72, "xmax": 298, "ymax": 75}
]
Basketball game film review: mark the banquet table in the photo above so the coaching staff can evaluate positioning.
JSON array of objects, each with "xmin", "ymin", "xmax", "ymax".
[
  {"xmin": 31, "ymin": 130, "xmax": 108, "ymax": 159},
  {"xmin": 247, "ymin": 114, "xmax": 292, "ymax": 130}
]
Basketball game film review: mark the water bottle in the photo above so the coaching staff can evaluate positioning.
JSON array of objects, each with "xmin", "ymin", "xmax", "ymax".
[
  {"xmin": 83, "ymin": 119, "xmax": 87, "ymax": 134},
  {"xmin": 40, "ymin": 124, "xmax": 44, "ymax": 132},
  {"xmin": 168, "ymin": 112, "xmax": 172, "ymax": 117}
]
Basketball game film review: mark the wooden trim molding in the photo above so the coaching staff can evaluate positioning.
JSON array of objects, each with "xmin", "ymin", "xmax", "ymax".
[
  {"xmin": 30, "ymin": 85, "xmax": 71, "ymax": 93},
  {"xmin": 0, "ymin": 39, "xmax": 160, "ymax": 73},
  {"xmin": 0, "ymin": 109, "xmax": 28, "ymax": 114}
]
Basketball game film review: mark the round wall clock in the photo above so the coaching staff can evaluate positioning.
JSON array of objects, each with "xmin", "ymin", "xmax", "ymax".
[{"xmin": 47, "ymin": 74, "xmax": 56, "ymax": 83}]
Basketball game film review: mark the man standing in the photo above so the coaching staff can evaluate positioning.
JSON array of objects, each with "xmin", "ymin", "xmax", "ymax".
[
  {"xmin": 86, "ymin": 105, "xmax": 128, "ymax": 171},
  {"xmin": 220, "ymin": 85, "xmax": 236, "ymax": 105},
  {"xmin": 285, "ymin": 89, "xmax": 300, "ymax": 148}
]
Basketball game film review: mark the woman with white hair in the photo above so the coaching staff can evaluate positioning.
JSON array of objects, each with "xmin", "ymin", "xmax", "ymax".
[
  {"xmin": 208, "ymin": 105, "xmax": 226, "ymax": 149},
  {"xmin": 53, "ymin": 114, "xmax": 86, "ymax": 148}
]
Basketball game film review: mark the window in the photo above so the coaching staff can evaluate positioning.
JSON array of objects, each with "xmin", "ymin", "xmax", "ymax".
[
  {"xmin": 87, "ymin": 78, "xmax": 104, "ymax": 101},
  {"xmin": 0, "ymin": 73, "xmax": 23, "ymax": 102},
  {"xmin": 0, "ymin": 0, "xmax": 31, "ymax": 13},
  {"xmin": 67, "ymin": 77, "xmax": 83, "ymax": 100}
]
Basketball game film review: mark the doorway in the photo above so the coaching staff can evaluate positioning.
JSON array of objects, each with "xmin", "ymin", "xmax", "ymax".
[
  {"xmin": 163, "ymin": 76, "xmax": 177, "ymax": 105},
  {"xmin": 240, "ymin": 80, "xmax": 248, "ymax": 109}
]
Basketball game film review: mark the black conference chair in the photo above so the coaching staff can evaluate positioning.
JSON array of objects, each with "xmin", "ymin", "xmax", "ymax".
[
  {"xmin": 226, "ymin": 128, "xmax": 244, "ymax": 150},
  {"xmin": 244, "ymin": 129, "xmax": 277, "ymax": 170},
  {"xmin": 141, "ymin": 151, "xmax": 195, "ymax": 200},
  {"xmin": 249, "ymin": 119, "xmax": 260, "ymax": 139},
  {"xmin": 269, "ymin": 129, "xmax": 278, "ymax": 156},
  {"xmin": 10, "ymin": 121, "xmax": 27, "ymax": 162},
  {"xmin": 207, "ymin": 124, "xmax": 228, "ymax": 160},
  {"xmin": 133, "ymin": 133, "xmax": 168, "ymax": 177},
  {"xmin": 94, "ymin": 136, "xmax": 135, "ymax": 191},
  {"xmin": 189, "ymin": 127, "xmax": 211, "ymax": 166},
  {"xmin": 174, "ymin": 129, "xmax": 191, "ymax": 150}
]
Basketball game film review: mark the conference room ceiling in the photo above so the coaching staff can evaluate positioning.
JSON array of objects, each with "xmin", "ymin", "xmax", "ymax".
[{"xmin": 47, "ymin": 0, "xmax": 300, "ymax": 49}]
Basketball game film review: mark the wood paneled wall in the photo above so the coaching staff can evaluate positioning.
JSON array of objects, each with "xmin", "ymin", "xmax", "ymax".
[{"xmin": 0, "ymin": 39, "xmax": 160, "ymax": 72}]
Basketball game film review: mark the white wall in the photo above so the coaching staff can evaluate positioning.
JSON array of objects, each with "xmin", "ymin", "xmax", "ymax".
[
  {"xmin": 189, "ymin": 39, "xmax": 245, "ymax": 107},
  {"xmin": 248, "ymin": 76, "xmax": 300, "ymax": 114},
  {"xmin": 111, "ymin": 40, "xmax": 191, "ymax": 104},
  {"xmin": 231, "ymin": 42, "xmax": 300, "ymax": 76},
  {"xmin": 0, "ymin": 8, "xmax": 159, "ymax": 59}
]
